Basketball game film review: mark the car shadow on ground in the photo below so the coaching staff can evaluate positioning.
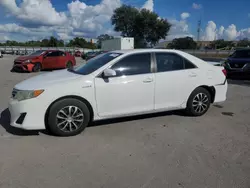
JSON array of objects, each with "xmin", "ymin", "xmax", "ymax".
[
  {"xmin": 228, "ymin": 76, "xmax": 250, "ymax": 87},
  {"xmin": 10, "ymin": 67, "xmax": 67, "ymax": 73},
  {"xmin": 89, "ymin": 111, "xmax": 186, "ymax": 127},
  {"xmin": 0, "ymin": 108, "xmax": 186, "ymax": 136},
  {"xmin": 0, "ymin": 108, "xmax": 43, "ymax": 136}
]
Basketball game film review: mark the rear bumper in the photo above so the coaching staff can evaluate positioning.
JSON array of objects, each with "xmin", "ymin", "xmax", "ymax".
[
  {"xmin": 214, "ymin": 79, "xmax": 228, "ymax": 103},
  {"xmin": 225, "ymin": 63, "xmax": 250, "ymax": 76},
  {"xmin": 226, "ymin": 70, "xmax": 250, "ymax": 76}
]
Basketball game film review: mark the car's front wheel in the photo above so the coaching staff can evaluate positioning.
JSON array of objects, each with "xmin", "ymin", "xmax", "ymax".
[
  {"xmin": 66, "ymin": 61, "xmax": 73, "ymax": 69},
  {"xmin": 32, "ymin": 62, "xmax": 42, "ymax": 72},
  {"xmin": 48, "ymin": 98, "xmax": 90, "ymax": 136},
  {"xmin": 185, "ymin": 87, "xmax": 211, "ymax": 116}
]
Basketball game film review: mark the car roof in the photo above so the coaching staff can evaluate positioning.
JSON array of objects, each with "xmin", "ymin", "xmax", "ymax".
[
  {"xmin": 112, "ymin": 49, "xmax": 187, "ymax": 54},
  {"xmin": 235, "ymin": 48, "xmax": 250, "ymax": 51}
]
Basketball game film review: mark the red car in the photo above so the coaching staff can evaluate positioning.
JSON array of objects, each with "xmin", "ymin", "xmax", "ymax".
[
  {"xmin": 74, "ymin": 51, "xmax": 82, "ymax": 57},
  {"xmin": 12, "ymin": 50, "xmax": 76, "ymax": 72}
]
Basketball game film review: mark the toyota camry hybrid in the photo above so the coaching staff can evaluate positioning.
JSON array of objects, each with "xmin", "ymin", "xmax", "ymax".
[{"xmin": 9, "ymin": 49, "xmax": 228, "ymax": 136}]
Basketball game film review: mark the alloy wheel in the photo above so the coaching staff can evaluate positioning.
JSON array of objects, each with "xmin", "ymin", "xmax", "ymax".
[
  {"xmin": 56, "ymin": 106, "xmax": 84, "ymax": 132},
  {"xmin": 192, "ymin": 93, "xmax": 209, "ymax": 114}
]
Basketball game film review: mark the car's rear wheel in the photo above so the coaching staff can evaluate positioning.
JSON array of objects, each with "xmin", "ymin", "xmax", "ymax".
[
  {"xmin": 32, "ymin": 62, "xmax": 42, "ymax": 72},
  {"xmin": 48, "ymin": 98, "xmax": 90, "ymax": 136},
  {"xmin": 185, "ymin": 87, "xmax": 211, "ymax": 116},
  {"xmin": 66, "ymin": 61, "xmax": 73, "ymax": 69}
]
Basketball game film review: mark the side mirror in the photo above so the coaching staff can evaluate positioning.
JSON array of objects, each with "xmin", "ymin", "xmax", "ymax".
[{"xmin": 103, "ymin": 68, "xmax": 116, "ymax": 77}]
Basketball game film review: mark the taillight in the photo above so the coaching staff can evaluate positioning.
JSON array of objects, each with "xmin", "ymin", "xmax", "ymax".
[{"xmin": 222, "ymin": 69, "xmax": 227, "ymax": 77}]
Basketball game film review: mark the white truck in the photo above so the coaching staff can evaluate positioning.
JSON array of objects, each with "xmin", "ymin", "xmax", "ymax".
[{"xmin": 101, "ymin": 37, "xmax": 134, "ymax": 51}]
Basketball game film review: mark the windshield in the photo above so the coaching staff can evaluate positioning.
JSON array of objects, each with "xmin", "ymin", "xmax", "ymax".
[
  {"xmin": 87, "ymin": 52, "xmax": 96, "ymax": 55},
  {"xmin": 69, "ymin": 52, "xmax": 122, "ymax": 75},
  {"xmin": 29, "ymin": 50, "xmax": 46, "ymax": 56}
]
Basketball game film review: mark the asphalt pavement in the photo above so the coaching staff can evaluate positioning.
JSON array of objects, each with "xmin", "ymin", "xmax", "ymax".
[{"xmin": 0, "ymin": 55, "xmax": 250, "ymax": 188}]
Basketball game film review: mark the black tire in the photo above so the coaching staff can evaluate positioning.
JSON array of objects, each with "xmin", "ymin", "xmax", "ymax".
[
  {"xmin": 48, "ymin": 98, "xmax": 90, "ymax": 136},
  {"xmin": 185, "ymin": 87, "xmax": 211, "ymax": 116},
  {"xmin": 32, "ymin": 62, "xmax": 42, "ymax": 72},
  {"xmin": 66, "ymin": 61, "xmax": 73, "ymax": 69}
]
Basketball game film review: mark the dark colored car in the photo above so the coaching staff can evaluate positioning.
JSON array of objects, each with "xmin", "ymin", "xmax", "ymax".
[
  {"xmin": 3, "ymin": 50, "xmax": 15, "ymax": 55},
  {"xmin": 82, "ymin": 51, "xmax": 108, "ymax": 61},
  {"xmin": 12, "ymin": 50, "xmax": 76, "ymax": 72},
  {"xmin": 81, "ymin": 51, "xmax": 95, "ymax": 60},
  {"xmin": 16, "ymin": 50, "xmax": 28, "ymax": 55},
  {"xmin": 223, "ymin": 49, "xmax": 250, "ymax": 77}
]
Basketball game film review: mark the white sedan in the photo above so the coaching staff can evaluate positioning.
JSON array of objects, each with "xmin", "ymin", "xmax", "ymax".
[{"xmin": 9, "ymin": 49, "xmax": 228, "ymax": 136}]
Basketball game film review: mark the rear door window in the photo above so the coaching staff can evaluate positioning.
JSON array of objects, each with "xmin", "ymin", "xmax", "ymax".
[
  {"xmin": 155, "ymin": 53, "xmax": 196, "ymax": 72},
  {"xmin": 155, "ymin": 53, "xmax": 184, "ymax": 72}
]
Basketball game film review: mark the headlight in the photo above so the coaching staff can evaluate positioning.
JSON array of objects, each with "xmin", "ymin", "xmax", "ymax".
[
  {"xmin": 12, "ymin": 89, "xmax": 44, "ymax": 101},
  {"xmin": 23, "ymin": 59, "xmax": 31, "ymax": 64}
]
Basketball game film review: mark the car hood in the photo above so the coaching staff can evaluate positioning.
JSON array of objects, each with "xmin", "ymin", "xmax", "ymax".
[
  {"xmin": 15, "ymin": 56, "xmax": 38, "ymax": 61},
  {"xmin": 15, "ymin": 69, "xmax": 82, "ymax": 90}
]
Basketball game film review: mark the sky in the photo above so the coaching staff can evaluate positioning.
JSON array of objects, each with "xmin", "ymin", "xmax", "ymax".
[{"xmin": 0, "ymin": 0, "xmax": 249, "ymax": 42}]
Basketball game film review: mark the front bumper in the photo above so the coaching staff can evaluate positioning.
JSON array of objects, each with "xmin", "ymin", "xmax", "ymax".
[
  {"xmin": 12, "ymin": 63, "xmax": 34, "ymax": 72},
  {"xmin": 8, "ymin": 98, "xmax": 47, "ymax": 130}
]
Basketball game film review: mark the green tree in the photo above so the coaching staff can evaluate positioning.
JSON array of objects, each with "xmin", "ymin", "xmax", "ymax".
[
  {"xmin": 167, "ymin": 37, "xmax": 197, "ymax": 49},
  {"xmin": 40, "ymin": 39, "xmax": 49, "ymax": 47},
  {"xmin": 48, "ymin": 36, "xmax": 58, "ymax": 47},
  {"xmin": 111, "ymin": 5, "xmax": 171, "ymax": 48},
  {"xmin": 97, "ymin": 34, "xmax": 114, "ymax": 48},
  {"xmin": 66, "ymin": 37, "xmax": 96, "ymax": 49},
  {"xmin": 209, "ymin": 39, "xmax": 235, "ymax": 49},
  {"xmin": 237, "ymin": 38, "xmax": 250, "ymax": 47}
]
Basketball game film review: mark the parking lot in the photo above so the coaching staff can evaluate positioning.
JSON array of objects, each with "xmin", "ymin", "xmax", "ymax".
[{"xmin": 0, "ymin": 55, "xmax": 250, "ymax": 188}]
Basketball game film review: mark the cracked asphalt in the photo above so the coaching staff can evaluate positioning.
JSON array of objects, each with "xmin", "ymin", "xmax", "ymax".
[{"xmin": 0, "ymin": 55, "xmax": 250, "ymax": 188}]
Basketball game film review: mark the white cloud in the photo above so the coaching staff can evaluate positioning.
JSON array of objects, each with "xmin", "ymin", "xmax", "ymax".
[
  {"xmin": 218, "ymin": 26, "xmax": 225, "ymax": 39},
  {"xmin": 0, "ymin": 0, "xmax": 124, "ymax": 40},
  {"xmin": 192, "ymin": 3, "xmax": 202, "ymax": 10},
  {"xmin": 180, "ymin": 12, "xmax": 190, "ymax": 20},
  {"xmin": 142, "ymin": 0, "xmax": 154, "ymax": 12},
  {"xmin": 166, "ymin": 14, "xmax": 194, "ymax": 40},
  {"xmin": 202, "ymin": 21, "xmax": 250, "ymax": 41},
  {"xmin": 0, "ymin": 0, "xmax": 67, "ymax": 26},
  {"xmin": 248, "ymin": 13, "xmax": 250, "ymax": 18},
  {"xmin": 67, "ymin": 0, "xmax": 121, "ymax": 34},
  {"xmin": 0, "ymin": 23, "xmax": 30, "ymax": 33},
  {"xmin": 0, "ymin": 34, "xmax": 9, "ymax": 42},
  {"xmin": 238, "ymin": 28, "xmax": 250, "ymax": 39},
  {"xmin": 202, "ymin": 21, "xmax": 217, "ymax": 41},
  {"xmin": 224, "ymin": 24, "xmax": 238, "ymax": 40}
]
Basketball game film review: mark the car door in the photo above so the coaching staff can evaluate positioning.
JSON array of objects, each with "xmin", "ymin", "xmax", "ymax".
[
  {"xmin": 56, "ymin": 51, "xmax": 67, "ymax": 68},
  {"xmin": 154, "ymin": 52, "xmax": 199, "ymax": 110},
  {"xmin": 43, "ymin": 51, "xmax": 59, "ymax": 69},
  {"xmin": 94, "ymin": 53, "xmax": 155, "ymax": 117}
]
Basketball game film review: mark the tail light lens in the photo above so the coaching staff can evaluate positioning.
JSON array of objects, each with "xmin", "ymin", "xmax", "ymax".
[{"xmin": 222, "ymin": 69, "xmax": 227, "ymax": 77}]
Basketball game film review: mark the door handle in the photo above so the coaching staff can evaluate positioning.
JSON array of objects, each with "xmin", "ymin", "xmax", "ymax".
[
  {"xmin": 143, "ymin": 78, "xmax": 153, "ymax": 83},
  {"xmin": 189, "ymin": 72, "xmax": 197, "ymax": 77}
]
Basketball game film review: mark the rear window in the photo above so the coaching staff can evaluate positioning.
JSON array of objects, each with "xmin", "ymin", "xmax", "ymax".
[{"xmin": 230, "ymin": 50, "xmax": 250, "ymax": 58}]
